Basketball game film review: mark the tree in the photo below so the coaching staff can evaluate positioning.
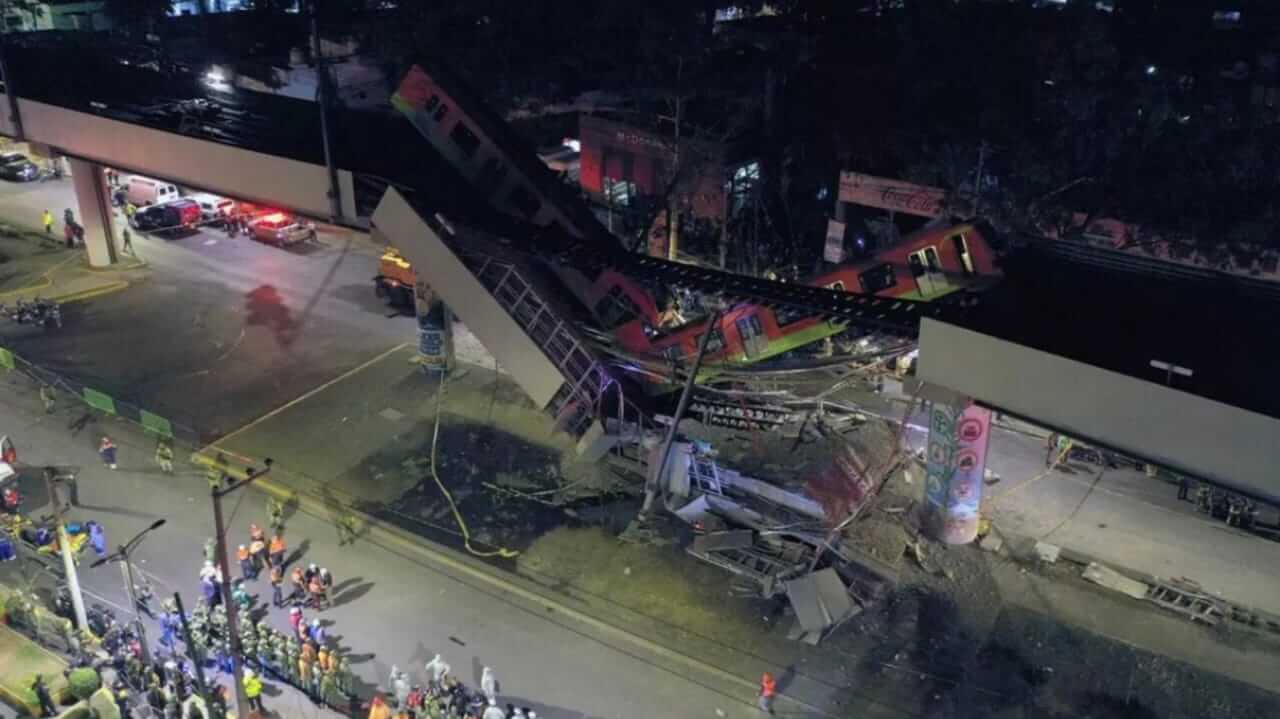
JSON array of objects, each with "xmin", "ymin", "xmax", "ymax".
[{"xmin": 66, "ymin": 667, "xmax": 101, "ymax": 703}]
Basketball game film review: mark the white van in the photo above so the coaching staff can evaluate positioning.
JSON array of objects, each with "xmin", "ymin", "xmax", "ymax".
[
  {"xmin": 187, "ymin": 192, "xmax": 237, "ymax": 223},
  {"xmin": 126, "ymin": 176, "xmax": 180, "ymax": 207}
]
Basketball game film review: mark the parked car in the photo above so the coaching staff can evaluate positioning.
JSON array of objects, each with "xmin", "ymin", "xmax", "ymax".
[
  {"xmin": 0, "ymin": 152, "xmax": 39, "ymax": 182},
  {"xmin": 125, "ymin": 175, "xmax": 180, "ymax": 206},
  {"xmin": 187, "ymin": 192, "xmax": 237, "ymax": 224},
  {"xmin": 249, "ymin": 213, "xmax": 316, "ymax": 246},
  {"xmin": 129, "ymin": 199, "xmax": 201, "ymax": 235}
]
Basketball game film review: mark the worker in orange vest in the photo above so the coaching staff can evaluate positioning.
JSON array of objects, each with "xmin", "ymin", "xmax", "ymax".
[
  {"xmin": 268, "ymin": 532, "xmax": 287, "ymax": 568},
  {"xmin": 308, "ymin": 573, "xmax": 326, "ymax": 610},
  {"xmin": 237, "ymin": 544, "xmax": 254, "ymax": 579},
  {"xmin": 249, "ymin": 522, "xmax": 265, "ymax": 543},
  {"xmin": 758, "ymin": 671, "xmax": 777, "ymax": 714},
  {"xmin": 290, "ymin": 565, "xmax": 307, "ymax": 605}
]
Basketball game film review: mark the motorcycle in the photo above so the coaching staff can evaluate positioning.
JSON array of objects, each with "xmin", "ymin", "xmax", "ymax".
[{"xmin": 0, "ymin": 298, "xmax": 62, "ymax": 329}]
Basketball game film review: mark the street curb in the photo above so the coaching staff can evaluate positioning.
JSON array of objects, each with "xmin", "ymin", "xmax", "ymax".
[
  {"xmin": 51, "ymin": 280, "xmax": 131, "ymax": 304},
  {"xmin": 0, "ymin": 276, "xmax": 53, "ymax": 299},
  {"xmin": 85, "ymin": 258, "xmax": 149, "ymax": 273},
  {"xmin": 189, "ymin": 450, "xmax": 833, "ymax": 716}
]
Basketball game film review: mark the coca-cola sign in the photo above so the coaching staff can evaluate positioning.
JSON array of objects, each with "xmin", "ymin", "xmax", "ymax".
[{"xmin": 838, "ymin": 172, "xmax": 947, "ymax": 218}]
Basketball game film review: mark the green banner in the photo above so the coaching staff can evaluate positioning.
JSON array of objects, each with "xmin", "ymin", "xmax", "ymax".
[
  {"xmin": 0, "ymin": 348, "xmax": 12, "ymax": 370},
  {"xmin": 140, "ymin": 410, "xmax": 173, "ymax": 438},
  {"xmin": 82, "ymin": 388, "xmax": 116, "ymax": 416}
]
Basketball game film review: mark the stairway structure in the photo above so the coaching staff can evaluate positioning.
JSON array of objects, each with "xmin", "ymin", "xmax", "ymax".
[{"xmin": 373, "ymin": 188, "xmax": 631, "ymax": 454}]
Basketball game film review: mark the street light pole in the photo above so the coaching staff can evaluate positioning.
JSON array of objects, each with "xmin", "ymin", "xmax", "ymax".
[
  {"xmin": 172, "ymin": 592, "xmax": 210, "ymax": 707},
  {"xmin": 43, "ymin": 467, "xmax": 87, "ymax": 632},
  {"xmin": 91, "ymin": 518, "xmax": 166, "ymax": 666},
  {"xmin": 210, "ymin": 457, "xmax": 273, "ymax": 719}
]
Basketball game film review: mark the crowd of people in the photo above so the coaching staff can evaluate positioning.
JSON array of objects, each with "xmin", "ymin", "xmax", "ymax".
[{"xmin": 185, "ymin": 498, "xmax": 538, "ymax": 718}]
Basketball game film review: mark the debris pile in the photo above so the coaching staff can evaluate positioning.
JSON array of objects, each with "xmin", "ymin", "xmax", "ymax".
[{"xmin": 649, "ymin": 431, "xmax": 910, "ymax": 645}]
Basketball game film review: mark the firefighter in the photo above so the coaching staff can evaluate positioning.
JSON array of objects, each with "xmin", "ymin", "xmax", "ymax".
[
  {"xmin": 266, "ymin": 495, "xmax": 285, "ymax": 531},
  {"xmin": 155, "ymin": 440, "xmax": 174, "ymax": 475},
  {"xmin": 1227, "ymin": 497, "xmax": 1242, "ymax": 527},
  {"xmin": 1195, "ymin": 484, "xmax": 1212, "ymax": 514},
  {"xmin": 249, "ymin": 535, "xmax": 268, "ymax": 574}
]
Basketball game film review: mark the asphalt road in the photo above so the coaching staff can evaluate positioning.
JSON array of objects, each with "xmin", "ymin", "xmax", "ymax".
[
  {"xmin": 0, "ymin": 373, "xmax": 794, "ymax": 719},
  {"xmin": 0, "ymin": 174, "xmax": 417, "ymax": 438}
]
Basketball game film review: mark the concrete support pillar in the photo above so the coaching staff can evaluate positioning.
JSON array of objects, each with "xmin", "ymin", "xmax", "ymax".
[
  {"xmin": 922, "ymin": 394, "xmax": 993, "ymax": 545},
  {"xmin": 415, "ymin": 281, "xmax": 454, "ymax": 375},
  {"xmin": 68, "ymin": 157, "xmax": 117, "ymax": 268}
]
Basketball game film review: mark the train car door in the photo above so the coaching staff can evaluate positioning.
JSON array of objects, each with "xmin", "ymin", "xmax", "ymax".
[
  {"xmin": 735, "ymin": 314, "xmax": 768, "ymax": 359},
  {"xmin": 907, "ymin": 246, "xmax": 950, "ymax": 297}
]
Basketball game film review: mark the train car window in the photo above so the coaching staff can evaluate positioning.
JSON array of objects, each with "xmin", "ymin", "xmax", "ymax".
[
  {"xmin": 923, "ymin": 246, "xmax": 943, "ymax": 272},
  {"xmin": 662, "ymin": 344, "xmax": 685, "ymax": 363},
  {"xmin": 858, "ymin": 263, "xmax": 896, "ymax": 293},
  {"xmin": 449, "ymin": 122, "xmax": 482, "ymax": 158},
  {"xmin": 424, "ymin": 94, "xmax": 440, "ymax": 113},
  {"xmin": 432, "ymin": 103, "xmax": 449, "ymax": 123},
  {"xmin": 907, "ymin": 252, "xmax": 926, "ymax": 278},
  {"xmin": 951, "ymin": 233, "xmax": 975, "ymax": 275},
  {"xmin": 695, "ymin": 329, "xmax": 726, "ymax": 354},
  {"xmin": 594, "ymin": 285, "xmax": 641, "ymax": 330},
  {"xmin": 773, "ymin": 304, "xmax": 811, "ymax": 327},
  {"xmin": 826, "ymin": 281, "xmax": 846, "ymax": 292}
]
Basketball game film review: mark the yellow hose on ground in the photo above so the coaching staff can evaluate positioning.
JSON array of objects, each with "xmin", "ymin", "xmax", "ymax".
[{"xmin": 427, "ymin": 368, "xmax": 520, "ymax": 559}]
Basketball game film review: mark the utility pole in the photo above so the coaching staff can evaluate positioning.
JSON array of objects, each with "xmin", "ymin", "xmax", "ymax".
[
  {"xmin": 667, "ymin": 57, "xmax": 685, "ymax": 262},
  {"xmin": 311, "ymin": 0, "xmax": 343, "ymax": 223},
  {"xmin": 0, "ymin": 30, "xmax": 24, "ymax": 141},
  {"xmin": 640, "ymin": 310, "xmax": 723, "ymax": 520},
  {"xmin": 210, "ymin": 457, "xmax": 273, "ymax": 719},
  {"xmin": 972, "ymin": 140, "xmax": 988, "ymax": 217},
  {"xmin": 43, "ymin": 468, "xmax": 87, "ymax": 632}
]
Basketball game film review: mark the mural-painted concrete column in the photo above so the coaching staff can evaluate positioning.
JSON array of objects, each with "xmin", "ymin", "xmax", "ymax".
[
  {"xmin": 68, "ymin": 157, "xmax": 117, "ymax": 268},
  {"xmin": 923, "ymin": 395, "xmax": 993, "ymax": 545},
  {"xmin": 415, "ymin": 281, "xmax": 454, "ymax": 375}
]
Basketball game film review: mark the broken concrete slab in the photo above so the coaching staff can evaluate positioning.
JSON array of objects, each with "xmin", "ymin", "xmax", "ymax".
[
  {"xmin": 1035, "ymin": 541, "xmax": 1061, "ymax": 564},
  {"xmin": 1082, "ymin": 562, "xmax": 1149, "ymax": 600},
  {"xmin": 785, "ymin": 568, "xmax": 856, "ymax": 643},
  {"xmin": 979, "ymin": 531, "xmax": 1004, "ymax": 554}
]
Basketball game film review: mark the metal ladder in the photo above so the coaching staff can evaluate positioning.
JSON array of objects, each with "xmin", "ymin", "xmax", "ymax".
[
  {"xmin": 463, "ymin": 251, "xmax": 616, "ymax": 438},
  {"xmin": 1146, "ymin": 579, "xmax": 1226, "ymax": 625}
]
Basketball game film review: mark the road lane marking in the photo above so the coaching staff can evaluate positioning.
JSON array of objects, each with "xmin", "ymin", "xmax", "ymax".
[{"xmin": 199, "ymin": 341, "xmax": 410, "ymax": 453}]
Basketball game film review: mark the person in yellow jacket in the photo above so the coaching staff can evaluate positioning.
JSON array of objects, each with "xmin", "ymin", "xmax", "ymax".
[
  {"xmin": 367, "ymin": 694, "xmax": 392, "ymax": 719},
  {"xmin": 243, "ymin": 667, "xmax": 265, "ymax": 713}
]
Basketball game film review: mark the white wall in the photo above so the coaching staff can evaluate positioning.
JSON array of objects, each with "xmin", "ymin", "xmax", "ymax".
[
  {"xmin": 917, "ymin": 318, "xmax": 1280, "ymax": 502},
  {"xmin": 10, "ymin": 98, "xmax": 358, "ymax": 221},
  {"xmin": 373, "ymin": 188, "xmax": 568, "ymax": 409}
]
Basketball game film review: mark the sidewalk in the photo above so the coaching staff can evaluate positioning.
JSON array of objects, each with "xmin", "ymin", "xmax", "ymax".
[{"xmin": 0, "ymin": 222, "xmax": 145, "ymax": 306}]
